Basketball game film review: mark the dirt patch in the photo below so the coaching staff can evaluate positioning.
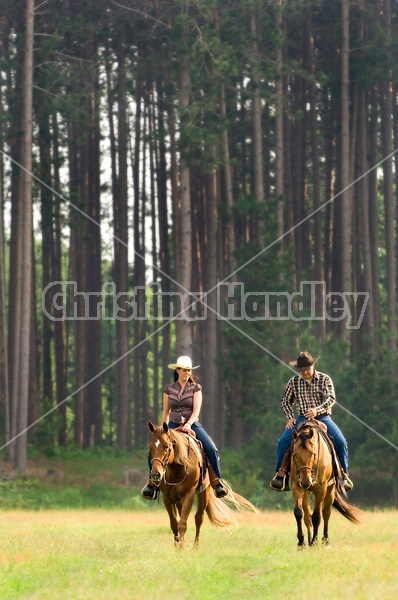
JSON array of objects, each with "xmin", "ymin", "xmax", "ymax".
[{"xmin": 0, "ymin": 459, "xmax": 64, "ymax": 483}]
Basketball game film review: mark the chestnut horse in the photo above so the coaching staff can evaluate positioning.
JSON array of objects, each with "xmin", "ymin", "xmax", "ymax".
[
  {"xmin": 291, "ymin": 419, "xmax": 362, "ymax": 547},
  {"xmin": 147, "ymin": 421, "xmax": 258, "ymax": 547}
]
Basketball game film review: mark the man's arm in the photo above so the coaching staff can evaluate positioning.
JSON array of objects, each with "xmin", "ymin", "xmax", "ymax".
[
  {"xmin": 281, "ymin": 378, "xmax": 295, "ymax": 421},
  {"xmin": 316, "ymin": 374, "xmax": 336, "ymax": 415}
]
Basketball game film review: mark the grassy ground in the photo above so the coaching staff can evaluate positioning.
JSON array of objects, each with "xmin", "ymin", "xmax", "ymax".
[
  {"xmin": 0, "ymin": 449, "xmax": 150, "ymax": 511},
  {"xmin": 0, "ymin": 448, "xmax": 290, "ymax": 511},
  {"xmin": 0, "ymin": 509, "xmax": 397, "ymax": 599},
  {"xmin": 0, "ymin": 452, "xmax": 396, "ymax": 598}
]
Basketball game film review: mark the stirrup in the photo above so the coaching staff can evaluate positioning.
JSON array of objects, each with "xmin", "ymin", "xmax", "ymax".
[
  {"xmin": 215, "ymin": 482, "xmax": 227, "ymax": 498},
  {"xmin": 270, "ymin": 472, "xmax": 290, "ymax": 492},
  {"xmin": 342, "ymin": 474, "xmax": 353, "ymax": 492},
  {"xmin": 141, "ymin": 482, "xmax": 159, "ymax": 500}
]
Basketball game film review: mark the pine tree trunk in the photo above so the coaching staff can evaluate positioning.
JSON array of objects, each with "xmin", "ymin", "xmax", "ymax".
[
  {"xmin": 250, "ymin": 12, "xmax": 264, "ymax": 245},
  {"xmin": 381, "ymin": 0, "xmax": 396, "ymax": 359},
  {"xmin": 220, "ymin": 81, "xmax": 237, "ymax": 278},
  {"xmin": 292, "ymin": 71, "xmax": 305, "ymax": 275},
  {"xmin": 84, "ymin": 49, "xmax": 102, "ymax": 447},
  {"xmin": 0, "ymin": 89, "xmax": 9, "ymax": 445},
  {"xmin": 37, "ymin": 107, "xmax": 53, "ymax": 408},
  {"xmin": 339, "ymin": 0, "xmax": 352, "ymax": 341},
  {"xmin": 156, "ymin": 83, "xmax": 172, "ymax": 399},
  {"xmin": 52, "ymin": 115, "xmax": 67, "ymax": 445},
  {"xmin": 68, "ymin": 119, "xmax": 86, "ymax": 449},
  {"xmin": 176, "ymin": 48, "xmax": 192, "ymax": 355},
  {"xmin": 358, "ymin": 92, "xmax": 374, "ymax": 341},
  {"xmin": 28, "ymin": 254, "xmax": 39, "ymax": 434},
  {"xmin": 6, "ymin": 27, "xmax": 23, "ymax": 462},
  {"xmin": 275, "ymin": 0, "xmax": 284, "ymax": 241},
  {"xmin": 368, "ymin": 100, "xmax": 381, "ymax": 339},
  {"xmin": 114, "ymin": 33, "xmax": 130, "ymax": 449},
  {"xmin": 149, "ymin": 93, "xmax": 160, "ymax": 424},
  {"xmin": 306, "ymin": 4, "xmax": 325, "ymax": 339},
  {"xmin": 201, "ymin": 169, "xmax": 218, "ymax": 440},
  {"xmin": 14, "ymin": 0, "xmax": 34, "ymax": 470}
]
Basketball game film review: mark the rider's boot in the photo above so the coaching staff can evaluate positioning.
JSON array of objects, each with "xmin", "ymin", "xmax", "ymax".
[
  {"xmin": 270, "ymin": 449, "xmax": 291, "ymax": 492},
  {"xmin": 270, "ymin": 469, "xmax": 290, "ymax": 492},
  {"xmin": 342, "ymin": 472, "xmax": 353, "ymax": 491},
  {"xmin": 141, "ymin": 480, "xmax": 159, "ymax": 500},
  {"xmin": 208, "ymin": 463, "xmax": 228, "ymax": 498}
]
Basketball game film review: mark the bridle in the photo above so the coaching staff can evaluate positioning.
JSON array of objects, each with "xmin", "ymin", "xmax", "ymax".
[
  {"xmin": 150, "ymin": 441, "xmax": 173, "ymax": 469},
  {"xmin": 149, "ymin": 433, "xmax": 188, "ymax": 486},
  {"xmin": 150, "ymin": 435, "xmax": 173, "ymax": 483},
  {"xmin": 292, "ymin": 429, "xmax": 319, "ymax": 489}
]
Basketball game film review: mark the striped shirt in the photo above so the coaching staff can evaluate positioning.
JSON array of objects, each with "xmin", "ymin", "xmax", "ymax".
[
  {"xmin": 164, "ymin": 381, "xmax": 202, "ymax": 424},
  {"xmin": 280, "ymin": 370, "xmax": 336, "ymax": 420}
]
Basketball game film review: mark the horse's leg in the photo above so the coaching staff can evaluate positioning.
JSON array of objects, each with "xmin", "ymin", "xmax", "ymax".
[
  {"xmin": 177, "ymin": 490, "xmax": 196, "ymax": 548},
  {"xmin": 163, "ymin": 495, "xmax": 179, "ymax": 544},
  {"xmin": 193, "ymin": 487, "xmax": 210, "ymax": 547},
  {"xmin": 293, "ymin": 488, "xmax": 306, "ymax": 547},
  {"xmin": 309, "ymin": 486, "xmax": 327, "ymax": 546},
  {"xmin": 302, "ymin": 492, "xmax": 314, "ymax": 546},
  {"xmin": 321, "ymin": 487, "xmax": 334, "ymax": 545},
  {"xmin": 309, "ymin": 496, "xmax": 322, "ymax": 546}
]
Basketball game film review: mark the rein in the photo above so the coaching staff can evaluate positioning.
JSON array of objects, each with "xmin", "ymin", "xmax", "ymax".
[
  {"xmin": 164, "ymin": 466, "xmax": 188, "ymax": 486},
  {"xmin": 293, "ymin": 427, "xmax": 320, "ymax": 488},
  {"xmin": 151, "ymin": 431, "xmax": 190, "ymax": 486},
  {"xmin": 150, "ymin": 441, "xmax": 173, "ymax": 469}
]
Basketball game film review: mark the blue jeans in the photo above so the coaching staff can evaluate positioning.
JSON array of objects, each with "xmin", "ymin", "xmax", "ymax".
[
  {"xmin": 274, "ymin": 415, "xmax": 349, "ymax": 474},
  {"xmin": 168, "ymin": 421, "xmax": 223, "ymax": 479}
]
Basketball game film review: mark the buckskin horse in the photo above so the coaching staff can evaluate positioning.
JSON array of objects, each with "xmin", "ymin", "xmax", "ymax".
[
  {"xmin": 147, "ymin": 421, "xmax": 258, "ymax": 547},
  {"xmin": 291, "ymin": 419, "xmax": 362, "ymax": 547}
]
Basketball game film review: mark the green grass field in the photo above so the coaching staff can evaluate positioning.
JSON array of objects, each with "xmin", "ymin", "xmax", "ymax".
[
  {"xmin": 0, "ymin": 509, "xmax": 397, "ymax": 599},
  {"xmin": 0, "ymin": 451, "xmax": 396, "ymax": 598}
]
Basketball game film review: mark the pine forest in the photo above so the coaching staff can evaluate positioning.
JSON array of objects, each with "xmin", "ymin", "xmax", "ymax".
[{"xmin": 0, "ymin": 0, "xmax": 397, "ymax": 505}]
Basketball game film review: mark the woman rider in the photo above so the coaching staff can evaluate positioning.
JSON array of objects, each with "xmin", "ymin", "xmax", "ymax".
[{"xmin": 142, "ymin": 356, "xmax": 227, "ymax": 500}]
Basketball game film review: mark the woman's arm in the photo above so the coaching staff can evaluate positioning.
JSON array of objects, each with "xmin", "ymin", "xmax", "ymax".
[
  {"xmin": 161, "ymin": 392, "xmax": 171, "ymax": 424},
  {"xmin": 185, "ymin": 389, "xmax": 202, "ymax": 427}
]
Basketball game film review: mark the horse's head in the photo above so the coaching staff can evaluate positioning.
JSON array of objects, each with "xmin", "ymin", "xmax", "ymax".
[
  {"xmin": 147, "ymin": 421, "xmax": 175, "ymax": 484},
  {"xmin": 292, "ymin": 425, "xmax": 318, "ymax": 489}
]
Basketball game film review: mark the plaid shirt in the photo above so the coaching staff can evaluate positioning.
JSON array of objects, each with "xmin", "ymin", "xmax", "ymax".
[{"xmin": 280, "ymin": 369, "xmax": 336, "ymax": 420}]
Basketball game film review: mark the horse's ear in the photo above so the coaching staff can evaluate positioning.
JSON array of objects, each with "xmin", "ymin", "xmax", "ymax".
[
  {"xmin": 148, "ymin": 421, "xmax": 155, "ymax": 432},
  {"xmin": 293, "ymin": 430, "xmax": 298, "ymax": 440},
  {"xmin": 162, "ymin": 422, "xmax": 169, "ymax": 433}
]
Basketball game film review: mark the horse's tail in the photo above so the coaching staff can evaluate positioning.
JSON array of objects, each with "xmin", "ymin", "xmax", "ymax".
[
  {"xmin": 333, "ymin": 488, "xmax": 362, "ymax": 524},
  {"xmin": 205, "ymin": 492, "xmax": 239, "ymax": 528},
  {"xmin": 205, "ymin": 480, "xmax": 259, "ymax": 529},
  {"xmin": 222, "ymin": 480, "xmax": 260, "ymax": 513}
]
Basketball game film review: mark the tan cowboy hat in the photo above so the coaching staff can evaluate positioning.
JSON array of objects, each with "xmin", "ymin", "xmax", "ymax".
[
  {"xmin": 167, "ymin": 356, "xmax": 200, "ymax": 370},
  {"xmin": 289, "ymin": 351, "xmax": 319, "ymax": 371}
]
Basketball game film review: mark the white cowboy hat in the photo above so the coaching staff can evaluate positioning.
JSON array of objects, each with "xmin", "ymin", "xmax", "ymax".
[{"xmin": 167, "ymin": 356, "xmax": 200, "ymax": 370}]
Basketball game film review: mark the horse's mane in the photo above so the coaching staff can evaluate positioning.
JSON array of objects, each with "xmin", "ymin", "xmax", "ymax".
[
  {"xmin": 295, "ymin": 422, "xmax": 332, "ymax": 461},
  {"xmin": 296, "ymin": 428, "xmax": 315, "ymax": 452},
  {"xmin": 168, "ymin": 428, "xmax": 195, "ymax": 467}
]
